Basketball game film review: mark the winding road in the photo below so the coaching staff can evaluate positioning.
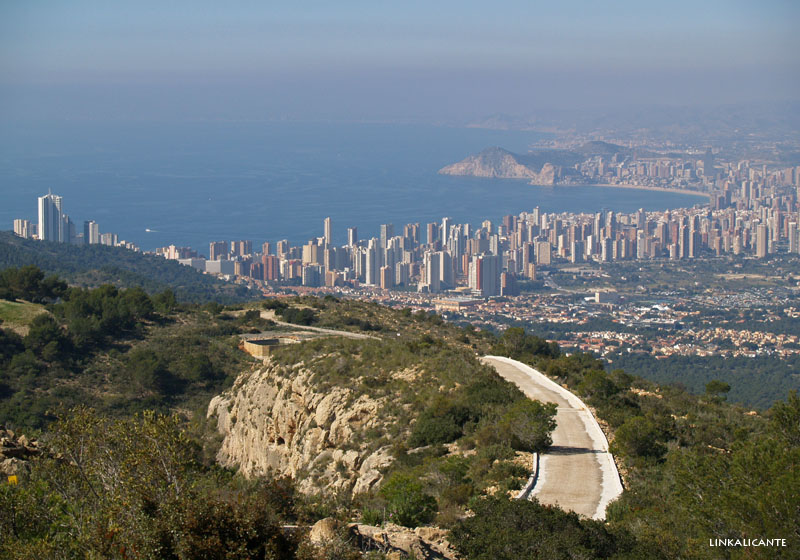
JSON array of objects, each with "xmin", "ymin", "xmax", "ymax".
[{"xmin": 481, "ymin": 356, "xmax": 623, "ymax": 520}]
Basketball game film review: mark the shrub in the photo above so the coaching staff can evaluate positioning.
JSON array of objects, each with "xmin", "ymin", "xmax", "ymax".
[{"xmin": 379, "ymin": 473, "xmax": 437, "ymax": 528}]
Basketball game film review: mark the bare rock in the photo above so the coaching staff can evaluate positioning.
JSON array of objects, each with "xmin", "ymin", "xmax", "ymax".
[
  {"xmin": 309, "ymin": 517, "xmax": 340, "ymax": 545},
  {"xmin": 1, "ymin": 457, "xmax": 30, "ymax": 476},
  {"xmin": 351, "ymin": 523, "xmax": 458, "ymax": 560},
  {"xmin": 207, "ymin": 358, "xmax": 397, "ymax": 496}
]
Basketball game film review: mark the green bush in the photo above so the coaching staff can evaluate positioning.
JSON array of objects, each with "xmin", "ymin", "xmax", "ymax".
[
  {"xmin": 610, "ymin": 416, "xmax": 667, "ymax": 461},
  {"xmin": 498, "ymin": 399, "xmax": 557, "ymax": 453},
  {"xmin": 379, "ymin": 473, "xmax": 437, "ymax": 528}
]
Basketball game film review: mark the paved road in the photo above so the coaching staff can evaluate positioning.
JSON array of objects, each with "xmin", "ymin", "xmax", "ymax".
[
  {"xmin": 481, "ymin": 356, "xmax": 622, "ymax": 520},
  {"xmin": 259, "ymin": 310, "xmax": 378, "ymax": 340}
]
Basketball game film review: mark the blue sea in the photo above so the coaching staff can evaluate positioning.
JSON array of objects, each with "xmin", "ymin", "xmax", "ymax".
[{"xmin": 0, "ymin": 121, "xmax": 705, "ymax": 252}]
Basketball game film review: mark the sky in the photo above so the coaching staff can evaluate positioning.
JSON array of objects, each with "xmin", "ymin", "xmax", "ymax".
[{"xmin": 1, "ymin": 1, "xmax": 799, "ymax": 122}]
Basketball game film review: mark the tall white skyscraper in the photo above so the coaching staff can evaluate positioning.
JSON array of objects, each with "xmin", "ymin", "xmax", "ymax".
[
  {"xmin": 422, "ymin": 251, "xmax": 441, "ymax": 293},
  {"xmin": 347, "ymin": 226, "xmax": 358, "ymax": 247},
  {"xmin": 13, "ymin": 219, "xmax": 34, "ymax": 239},
  {"xmin": 84, "ymin": 220, "xmax": 100, "ymax": 244},
  {"xmin": 38, "ymin": 192, "xmax": 64, "ymax": 242},
  {"xmin": 323, "ymin": 217, "xmax": 332, "ymax": 246}
]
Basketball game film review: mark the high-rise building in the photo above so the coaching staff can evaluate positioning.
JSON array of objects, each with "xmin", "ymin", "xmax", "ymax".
[
  {"xmin": 100, "ymin": 232, "xmax": 117, "ymax": 246},
  {"xmin": 395, "ymin": 262, "xmax": 410, "ymax": 286},
  {"xmin": 365, "ymin": 239, "xmax": 379, "ymax": 285},
  {"xmin": 379, "ymin": 265, "xmax": 394, "ymax": 290},
  {"xmin": 420, "ymin": 251, "xmax": 441, "ymax": 293},
  {"xmin": 324, "ymin": 217, "xmax": 332, "ymax": 246},
  {"xmin": 209, "ymin": 241, "xmax": 227, "ymax": 260},
  {"xmin": 84, "ymin": 221, "xmax": 100, "ymax": 244},
  {"xmin": 469, "ymin": 254, "xmax": 500, "ymax": 297},
  {"xmin": 276, "ymin": 240, "xmax": 289, "ymax": 258},
  {"xmin": 379, "ymin": 223, "xmax": 394, "ymax": 249},
  {"xmin": 535, "ymin": 241, "xmax": 551, "ymax": 265},
  {"xmin": 262, "ymin": 255, "xmax": 280, "ymax": 281},
  {"xmin": 38, "ymin": 192, "xmax": 64, "ymax": 242},
  {"xmin": 347, "ymin": 227, "xmax": 358, "ymax": 247},
  {"xmin": 756, "ymin": 224, "xmax": 768, "ymax": 258},
  {"xmin": 230, "ymin": 240, "xmax": 252, "ymax": 257},
  {"xmin": 13, "ymin": 219, "xmax": 34, "ymax": 239}
]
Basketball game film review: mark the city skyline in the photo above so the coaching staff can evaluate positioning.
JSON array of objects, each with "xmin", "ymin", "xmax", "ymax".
[{"xmin": 14, "ymin": 147, "xmax": 799, "ymax": 299}]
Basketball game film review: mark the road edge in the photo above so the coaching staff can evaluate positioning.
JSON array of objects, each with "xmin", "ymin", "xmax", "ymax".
[{"xmin": 483, "ymin": 355, "xmax": 624, "ymax": 520}]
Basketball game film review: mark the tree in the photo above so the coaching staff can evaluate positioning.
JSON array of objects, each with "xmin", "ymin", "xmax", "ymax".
[
  {"xmin": 704, "ymin": 379, "xmax": 731, "ymax": 401},
  {"xmin": 24, "ymin": 314, "xmax": 69, "ymax": 359}
]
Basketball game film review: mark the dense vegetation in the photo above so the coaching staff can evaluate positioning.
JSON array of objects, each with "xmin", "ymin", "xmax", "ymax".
[
  {"xmin": 0, "ymin": 267, "xmax": 258, "ymax": 428},
  {"xmin": 607, "ymin": 352, "xmax": 800, "ymax": 410},
  {"xmin": 0, "ymin": 231, "xmax": 251, "ymax": 303},
  {"xmin": 0, "ymin": 407, "xmax": 306, "ymax": 559},
  {"xmin": 463, "ymin": 326, "xmax": 800, "ymax": 559}
]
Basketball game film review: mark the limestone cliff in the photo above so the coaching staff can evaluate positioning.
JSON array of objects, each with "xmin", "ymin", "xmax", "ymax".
[
  {"xmin": 438, "ymin": 146, "xmax": 559, "ymax": 185},
  {"xmin": 207, "ymin": 359, "xmax": 395, "ymax": 496}
]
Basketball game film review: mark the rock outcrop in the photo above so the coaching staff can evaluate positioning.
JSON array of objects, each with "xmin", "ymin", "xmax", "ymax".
[
  {"xmin": 438, "ymin": 146, "xmax": 559, "ymax": 185},
  {"xmin": 208, "ymin": 359, "xmax": 395, "ymax": 496},
  {"xmin": 1, "ymin": 426, "xmax": 39, "ymax": 477},
  {"xmin": 350, "ymin": 523, "xmax": 458, "ymax": 560}
]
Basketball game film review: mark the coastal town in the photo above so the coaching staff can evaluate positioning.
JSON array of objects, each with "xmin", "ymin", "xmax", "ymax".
[{"xmin": 11, "ymin": 150, "xmax": 800, "ymax": 365}]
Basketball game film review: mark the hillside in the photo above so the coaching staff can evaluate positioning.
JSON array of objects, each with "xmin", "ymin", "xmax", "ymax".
[
  {"xmin": 0, "ymin": 231, "xmax": 251, "ymax": 303},
  {"xmin": 1, "ymin": 289, "xmax": 798, "ymax": 558}
]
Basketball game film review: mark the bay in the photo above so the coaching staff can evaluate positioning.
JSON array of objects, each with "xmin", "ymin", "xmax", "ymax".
[{"xmin": 0, "ymin": 121, "xmax": 704, "ymax": 253}]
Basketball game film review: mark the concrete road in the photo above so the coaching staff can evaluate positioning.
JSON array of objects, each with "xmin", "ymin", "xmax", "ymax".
[{"xmin": 481, "ymin": 356, "xmax": 623, "ymax": 520}]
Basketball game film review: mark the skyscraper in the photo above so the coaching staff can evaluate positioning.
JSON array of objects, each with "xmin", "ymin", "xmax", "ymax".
[
  {"xmin": 209, "ymin": 241, "xmax": 228, "ymax": 260},
  {"xmin": 756, "ymin": 224, "xmax": 768, "ymax": 258},
  {"xmin": 84, "ymin": 220, "xmax": 100, "ymax": 244},
  {"xmin": 324, "ymin": 217, "xmax": 332, "ymax": 246},
  {"xmin": 379, "ymin": 223, "xmax": 394, "ymax": 250},
  {"xmin": 347, "ymin": 227, "xmax": 358, "ymax": 247},
  {"xmin": 38, "ymin": 192, "xmax": 64, "ymax": 242},
  {"xmin": 13, "ymin": 219, "xmax": 34, "ymax": 239},
  {"xmin": 422, "ymin": 251, "xmax": 441, "ymax": 293}
]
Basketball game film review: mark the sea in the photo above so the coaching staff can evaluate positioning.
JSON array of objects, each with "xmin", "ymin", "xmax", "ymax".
[{"xmin": 0, "ymin": 121, "xmax": 705, "ymax": 253}]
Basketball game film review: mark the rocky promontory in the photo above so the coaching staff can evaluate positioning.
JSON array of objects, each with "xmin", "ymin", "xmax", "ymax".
[{"xmin": 438, "ymin": 146, "xmax": 560, "ymax": 185}]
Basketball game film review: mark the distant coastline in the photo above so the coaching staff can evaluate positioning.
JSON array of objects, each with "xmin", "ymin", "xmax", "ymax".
[{"xmin": 589, "ymin": 183, "xmax": 711, "ymax": 199}]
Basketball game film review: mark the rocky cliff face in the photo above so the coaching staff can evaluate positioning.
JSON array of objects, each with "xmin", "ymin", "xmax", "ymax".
[
  {"xmin": 438, "ymin": 146, "xmax": 558, "ymax": 185},
  {"xmin": 207, "ymin": 359, "xmax": 395, "ymax": 496}
]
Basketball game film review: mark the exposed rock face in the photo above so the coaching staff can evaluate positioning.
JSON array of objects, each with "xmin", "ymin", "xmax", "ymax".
[
  {"xmin": 438, "ymin": 146, "xmax": 558, "ymax": 185},
  {"xmin": 207, "ymin": 359, "xmax": 394, "ymax": 496}
]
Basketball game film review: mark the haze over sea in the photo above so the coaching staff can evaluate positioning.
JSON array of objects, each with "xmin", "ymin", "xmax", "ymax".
[{"xmin": 0, "ymin": 122, "xmax": 704, "ymax": 253}]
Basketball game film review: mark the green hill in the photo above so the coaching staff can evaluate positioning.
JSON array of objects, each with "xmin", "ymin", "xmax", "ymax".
[
  {"xmin": 0, "ymin": 231, "xmax": 251, "ymax": 303},
  {"xmin": 1, "ymin": 289, "xmax": 797, "ymax": 558}
]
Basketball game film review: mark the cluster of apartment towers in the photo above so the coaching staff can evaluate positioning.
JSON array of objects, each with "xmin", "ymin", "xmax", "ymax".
[
  {"xmin": 13, "ymin": 192, "xmax": 135, "ymax": 250},
  {"xmin": 162, "ymin": 198, "xmax": 792, "ymax": 299},
  {"xmin": 15, "ymin": 174, "xmax": 800, "ymax": 297}
]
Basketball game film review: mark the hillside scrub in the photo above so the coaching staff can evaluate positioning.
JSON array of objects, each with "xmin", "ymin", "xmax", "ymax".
[
  {"xmin": 0, "ymin": 270, "xmax": 252, "ymax": 428},
  {"xmin": 485, "ymin": 325, "xmax": 800, "ymax": 558},
  {"xmin": 267, "ymin": 327, "xmax": 556, "ymax": 526}
]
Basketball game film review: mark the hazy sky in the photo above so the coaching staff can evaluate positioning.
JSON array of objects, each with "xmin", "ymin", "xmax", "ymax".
[{"xmin": 1, "ymin": 1, "xmax": 798, "ymax": 122}]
